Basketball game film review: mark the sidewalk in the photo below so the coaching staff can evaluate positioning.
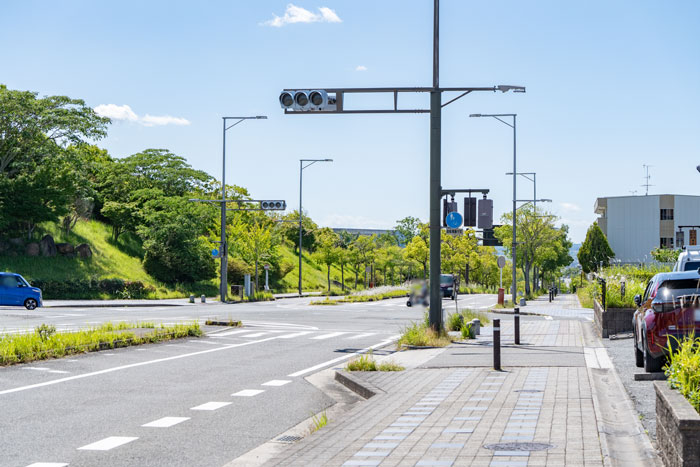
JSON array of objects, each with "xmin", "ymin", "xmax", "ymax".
[{"xmin": 260, "ymin": 295, "xmax": 660, "ymax": 467}]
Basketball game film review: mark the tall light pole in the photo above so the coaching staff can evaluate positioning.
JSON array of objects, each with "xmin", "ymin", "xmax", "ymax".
[
  {"xmin": 507, "ymin": 172, "xmax": 536, "ymax": 210},
  {"xmin": 470, "ymin": 113, "xmax": 517, "ymax": 305},
  {"xmin": 220, "ymin": 116, "xmax": 266, "ymax": 302},
  {"xmin": 298, "ymin": 158, "xmax": 333, "ymax": 296}
]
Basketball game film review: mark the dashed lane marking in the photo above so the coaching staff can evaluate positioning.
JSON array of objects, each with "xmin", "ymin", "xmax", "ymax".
[
  {"xmin": 262, "ymin": 379, "xmax": 291, "ymax": 387},
  {"xmin": 77, "ymin": 436, "xmax": 138, "ymax": 451},
  {"xmin": 142, "ymin": 416, "xmax": 190, "ymax": 428},
  {"xmin": 346, "ymin": 333, "xmax": 376, "ymax": 339},
  {"xmin": 232, "ymin": 389, "xmax": 265, "ymax": 397},
  {"xmin": 311, "ymin": 332, "xmax": 347, "ymax": 340},
  {"xmin": 191, "ymin": 401, "xmax": 231, "ymax": 411},
  {"xmin": 25, "ymin": 463, "xmax": 69, "ymax": 467}
]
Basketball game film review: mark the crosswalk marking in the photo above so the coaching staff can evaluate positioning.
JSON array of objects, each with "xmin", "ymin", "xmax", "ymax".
[
  {"xmin": 262, "ymin": 379, "xmax": 291, "ymax": 386},
  {"xmin": 25, "ymin": 463, "xmax": 69, "ymax": 467},
  {"xmin": 346, "ymin": 333, "xmax": 376, "ymax": 339},
  {"xmin": 142, "ymin": 416, "xmax": 190, "ymax": 428},
  {"xmin": 311, "ymin": 332, "xmax": 347, "ymax": 340},
  {"xmin": 241, "ymin": 332, "xmax": 267, "ymax": 338},
  {"xmin": 277, "ymin": 331, "xmax": 313, "ymax": 339},
  {"xmin": 232, "ymin": 389, "xmax": 265, "ymax": 397},
  {"xmin": 211, "ymin": 329, "xmax": 253, "ymax": 337},
  {"xmin": 78, "ymin": 436, "xmax": 138, "ymax": 451}
]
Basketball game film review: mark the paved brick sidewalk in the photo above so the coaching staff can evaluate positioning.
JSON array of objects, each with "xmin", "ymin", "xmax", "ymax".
[{"xmin": 262, "ymin": 297, "xmax": 659, "ymax": 467}]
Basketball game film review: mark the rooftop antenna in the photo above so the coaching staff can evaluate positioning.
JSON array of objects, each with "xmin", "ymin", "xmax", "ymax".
[
  {"xmin": 629, "ymin": 190, "xmax": 638, "ymax": 196},
  {"xmin": 642, "ymin": 164, "xmax": 653, "ymax": 196}
]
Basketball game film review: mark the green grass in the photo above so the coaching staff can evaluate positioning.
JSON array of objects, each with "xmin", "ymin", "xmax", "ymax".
[
  {"xmin": 447, "ymin": 309, "xmax": 490, "ymax": 331},
  {"xmin": 0, "ymin": 321, "xmax": 201, "ymax": 365},
  {"xmin": 205, "ymin": 319, "xmax": 242, "ymax": 327},
  {"xmin": 309, "ymin": 288, "xmax": 408, "ymax": 305},
  {"xmin": 309, "ymin": 411, "xmax": 328, "ymax": 434},
  {"xmin": 665, "ymin": 334, "xmax": 700, "ymax": 414},
  {"xmin": 396, "ymin": 321, "xmax": 453, "ymax": 349},
  {"xmin": 345, "ymin": 351, "xmax": 405, "ymax": 371},
  {"xmin": 310, "ymin": 298, "xmax": 339, "ymax": 306}
]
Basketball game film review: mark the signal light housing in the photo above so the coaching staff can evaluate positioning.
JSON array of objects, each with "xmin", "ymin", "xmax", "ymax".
[
  {"xmin": 260, "ymin": 200, "xmax": 286, "ymax": 211},
  {"xmin": 279, "ymin": 90, "xmax": 337, "ymax": 112}
]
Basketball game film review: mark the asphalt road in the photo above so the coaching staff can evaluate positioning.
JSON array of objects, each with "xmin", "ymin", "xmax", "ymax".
[{"xmin": 0, "ymin": 294, "xmax": 497, "ymax": 467}]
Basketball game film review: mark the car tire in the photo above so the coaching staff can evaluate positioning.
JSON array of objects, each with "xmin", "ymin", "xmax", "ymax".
[
  {"xmin": 643, "ymin": 335, "xmax": 664, "ymax": 373},
  {"xmin": 634, "ymin": 338, "xmax": 644, "ymax": 368},
  {"xmin": 406, "ymin": 300, "xmax": 412, "ymax": 307},
  {"xmin": 24, "ymin": 298, "xmax": 38, "ymax": 310}
]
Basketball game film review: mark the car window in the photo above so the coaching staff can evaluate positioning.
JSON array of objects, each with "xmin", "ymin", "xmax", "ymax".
[
  {"xmin": 439, "ymin": 275, "xmax": 452, "ymax": 285},
  {"xmin": 642, "ymin": 280, "xmax": 653, "ymax": 302},
  {"xmin": 0, "ymin": 275, "xmax": 17, "ymax": 288},
  {"xmin": 683, "ymin": 261, "xmax": 700, "ymax": 271}
]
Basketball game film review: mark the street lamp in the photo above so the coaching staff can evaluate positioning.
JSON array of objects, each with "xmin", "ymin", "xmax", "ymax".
[
  {"xmin": 470, "ymin": 113, "xmax": 518, "ymax": 306},
  {"xmin": 298, "ymin": 158, "xmax": 333, "ymax": 296},
  {"xmin": 219, "ymin": 116, "xmax": 266, "ymax": 302}
]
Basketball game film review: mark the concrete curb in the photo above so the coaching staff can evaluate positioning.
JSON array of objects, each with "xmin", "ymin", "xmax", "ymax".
[
  {"xmin": 489, "ymin": 308, "xmax": 546, "ymax": 317},
  {"xmin": 334, "ymin": 370, "xmax": 384, "ymax": 399},
  {"xmin": 44, "ymin": 303, "xmax": 187, "ymax": 308}
]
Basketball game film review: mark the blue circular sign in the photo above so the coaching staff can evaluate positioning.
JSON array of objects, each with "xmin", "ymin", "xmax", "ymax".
[
  {"xmin": 445, "ymin": 211, "xmax": 463, "ymax": 229},
  {"xmin": 212, "ymin": 248, "xmax": 219, "ymax": 257}
]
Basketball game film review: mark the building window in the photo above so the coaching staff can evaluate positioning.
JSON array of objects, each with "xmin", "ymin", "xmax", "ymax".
[
  {"xmin": 677, "ymin": 231, "xmax": 685, "ymax": 249},
  {"xmin": 660, "ymin": 209, "xmax": 674, "ymax": 220},
  {"xmin": 660, "ymin": 237, "xmax": 674, "ymax": 249}
]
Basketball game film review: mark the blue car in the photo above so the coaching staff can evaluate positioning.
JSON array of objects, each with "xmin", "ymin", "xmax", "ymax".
[{"xmin": 0, "ymin": 273, "xmax": 42, "ymax": 310}]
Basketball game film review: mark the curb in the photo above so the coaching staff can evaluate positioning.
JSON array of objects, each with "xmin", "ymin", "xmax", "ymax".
[
  {"xmin": 44, "ymin": 303, "xmax": 187, "ymax": 308},
  {"xmin": 334, "ymin": 370, "xmax": 384, "ymax": 399},
  {"xmin": 489, "ymin": 308, "xmax": 545, "ymax": 317}
]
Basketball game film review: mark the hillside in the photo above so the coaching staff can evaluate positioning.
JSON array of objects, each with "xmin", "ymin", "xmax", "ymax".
[{"xmin": 0, "ymin": 219, "xmax": 368, "ymax": 298}]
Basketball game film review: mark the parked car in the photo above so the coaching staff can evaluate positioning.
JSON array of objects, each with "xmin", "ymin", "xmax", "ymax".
[
  {"xmin": 672, "ymin": 245, "xmax": 700, "ymax": 272},
  {"xmin": 0, "ymin": 273, "xmax": 42, "ymax": 310},
  {"xmin": 440, "ymin": 274, "xmax": 458, "ymax": 300},
  {"xmin": 633, "ymin": 270, "xmax": 700, "ymax": 372}
]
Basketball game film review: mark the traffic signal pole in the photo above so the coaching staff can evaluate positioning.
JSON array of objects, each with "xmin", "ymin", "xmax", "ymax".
[{"xmin": 428, "ymin": 0, "xmax": 442, "ymax": 331}]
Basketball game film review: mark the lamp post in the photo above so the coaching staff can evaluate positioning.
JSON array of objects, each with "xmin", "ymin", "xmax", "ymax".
[
  {"xmin": 470, "ymin": 113, "xmax": 517, "ymax": 306},
  {"xmin": 507, "ymin": 172, "xmax": 536, "ymax": 210},
  {"xmin": 219, "ymin": 116, "xmax": 266, "ymax": 302},
  {"xmin": 298, "ymin": 158, "xmax": 333, "ymax": 296}
]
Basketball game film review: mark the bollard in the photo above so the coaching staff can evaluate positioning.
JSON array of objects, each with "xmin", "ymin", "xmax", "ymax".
[
  {"xmin": 471, "ymin": 319, "xmax": 481, "ymax": 336},
  {"xmin": 201, "ymin": 294, "xmax": 206, "ymax": 303},
  {"xmin": 189, "ymin": 295, "xmax": 195, "ymax": 304},
  {"xmin": 493, "ymin": 318, "xmax": 501, "ymax": 371},
  {"xmin": 514, "ymin": 307, "xmax": 520, "ymax": 345}
]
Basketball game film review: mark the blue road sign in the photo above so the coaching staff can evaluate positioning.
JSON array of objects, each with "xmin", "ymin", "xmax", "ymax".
[
  {"xmin": 445, "ymin": 211, "xmax": 463, "ymax": 229},
  {"xmin": 212, "ymin": 248, "xmax": 219, "ymax": 257}
]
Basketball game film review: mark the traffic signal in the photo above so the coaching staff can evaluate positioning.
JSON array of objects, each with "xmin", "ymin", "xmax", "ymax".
[
  {"xmin": 482, "ymin": 225, "xmax": 502, "ymax": 246},
  {"xmin": 443, "ymin": 198, "xmax": 458, "ymax": 227},
  {"xmin": 260, "ymin": 200, "xmax": 286, "ymax": 210},
  {"xmin": 478, "ymin": 198, "xmax": 493, "ymax": 229},
  {"xmin": 279, "ymin": 90, "xmax": 336, "ymax": 111},
  {"xmin": 464, "ymin": 197, "xmax": 476, "ymax": 227}
]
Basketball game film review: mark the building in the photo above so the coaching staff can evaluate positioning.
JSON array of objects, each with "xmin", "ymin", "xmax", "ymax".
[
  {"xmin": 594, "ymin": 194, "xmax": 700, "ymax": 263},
  {"xmin": 331, "ymin": 228, "xmax": 395, "ymax": 237}
]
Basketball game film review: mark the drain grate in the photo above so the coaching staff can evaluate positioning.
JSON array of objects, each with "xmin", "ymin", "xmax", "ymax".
[
  {"xmin": 276, "ymin": 435, "xmax": 303, "ymax": 443},
  {"xmin": 514, "ymin": 389, "xmax": 543, "ymax": 393},
  {"xmin": 484, "ymin": 442, "xmax": 553, "ymax": 452}
]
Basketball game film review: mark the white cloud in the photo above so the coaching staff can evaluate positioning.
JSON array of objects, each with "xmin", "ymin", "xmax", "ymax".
[
  {"xmin": 94, "ymin": 104, "xmax": 138, "ymax": 122},
  {"xmin": 355, "ymin": 65, "xmax": 368, "ymax": 72},
  {"xmin": 94, "ymin": 104, "xmax": 190, "ymax": 127},
  {"xmin": 263, "ymin": 4, "xmax": 342, "ymax": 27},
  {"xmin": 559, "ymin": 202, "xmax": 581, "ymax": 212}
]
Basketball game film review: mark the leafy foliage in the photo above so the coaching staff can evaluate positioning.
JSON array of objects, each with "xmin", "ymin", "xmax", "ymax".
[{"xmin": 578, "ymin": 222, "xmax": 615, "ymax": 273}]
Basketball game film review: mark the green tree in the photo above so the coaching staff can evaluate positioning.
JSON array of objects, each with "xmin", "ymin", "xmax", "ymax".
[
  {"xmin": 312, "ymin": 228, "xmax": 340, "ymax": 291},
  {"xmin": 277, "ymin": 210, "xmax": 318, "ymax": 253},
  {"xmin": 394, "ymin": 216, "xmax": 422, "ymax": 245},
  {"xmin": 231, "ymin": 220, "xmax": 276, "ymax": 292},
  {"xmin": 578, "ymin": 222, "xmax": 615, "ymax": 273},
  {"xmin": 353, "ymin": 235, "xmax": 377, "ymax": 287},
  {"xmin": 650, "ymin": 247, "xmax": 680, "ymax": 263},
  {"xmin": 405, "ymin": 236, "xmax": 429, "ymax": 279}
]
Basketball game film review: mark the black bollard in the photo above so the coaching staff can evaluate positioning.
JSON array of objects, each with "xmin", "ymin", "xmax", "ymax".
[
  {"xmin": 514, "ymin": 306, "xmax": 520, "ymax": 345},
  {"xmin": 493, "ymin": 318, "xmax": 501, "ymax": 371}
]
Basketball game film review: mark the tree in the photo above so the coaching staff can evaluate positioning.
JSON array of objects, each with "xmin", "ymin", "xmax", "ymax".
[
  {"xmin": 277, "ymin": 210, "xmax": 318, "ymax": 253},
  {"xmin": 394, "ymin": 216, "xmax": 422, "ymax": 245},
  {"xmin": 405, "ymin": 236, "xmax": 429, "ymax": 279},
  {"xmin": 353, "ymin": 235, "xmax": 377, "ymax": 287},
  {"xmin": 578, "ymin": 222, "xmax": 615, "ymax": 273},
  {"xmin": 231, "ymin": 220, "xmax": 276, "ymax": 292},
  {"xmin": 650, "ymin": 247, "xmax": 680, "ymax": 263},
  {"xmin": 313, "ymin": 228, "xmax": 340, "ymax": 291}
]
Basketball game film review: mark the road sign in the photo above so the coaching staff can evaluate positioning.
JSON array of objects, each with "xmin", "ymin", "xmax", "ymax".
[
  {"xmin": 446, "ymin": 228, "xmax": 463, "ymax": 236},
  {"xmin": 497, "ymin": 256, "xmax": 506, "ymax": 269},
  {"xmin": 691, "ymin": 230, "xmax": 697, "ymax": 246},
  {"xmin": 445, "ymin": 211, "xmax": 463, "ymax": 229},
  {"xmin": 212, "ymin": 248, "xmax": 219, "ymax": 257},
  {"xmin": 264, "ymin": 264, "xmax": 270, "ymax": 270}
]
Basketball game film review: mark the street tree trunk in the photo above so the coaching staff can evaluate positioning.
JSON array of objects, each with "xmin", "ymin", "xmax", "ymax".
[
  {"xmin": 341, "ymin": 264, "xmax": 345, "ymax": 291},
  {"xmin": 327, "ymin": 264, "xmax": 331, "ymax": 291}
]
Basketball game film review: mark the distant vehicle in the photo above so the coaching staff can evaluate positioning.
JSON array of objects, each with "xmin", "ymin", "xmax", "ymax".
[
  {"xmin": 440, "ymin": 274, "xmax": 458, "ymax": 300},
  {"xmin": 672, "ymin": 246, "xmax": 700, "ymax": 272},
  {"xmin": 0, "ymin": 273, "xmax": 42, "ymax": 310},
  {"xmin": 633, "ymin": 270, "xmax": 700, "ymax": 372}
]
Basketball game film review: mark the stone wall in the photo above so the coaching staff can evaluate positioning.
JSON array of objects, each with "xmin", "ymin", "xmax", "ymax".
[
  {"xmin": 593, "ymin": 299, "xmax": 635, "ymax": 338},
  {"xmin": 655, "ymin": 382, "xmax": 700, "ymax": 467}
]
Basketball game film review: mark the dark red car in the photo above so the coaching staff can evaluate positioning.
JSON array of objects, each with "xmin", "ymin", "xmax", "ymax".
[{"xmin": 633, "ymin": 270, "xmax": 700, "ymax": 372}]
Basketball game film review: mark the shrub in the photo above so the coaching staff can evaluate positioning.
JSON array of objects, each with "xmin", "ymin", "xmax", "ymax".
[
  {"xmin": 460, "ymin": 322, "xmax": 474, "ymax": 340},
  {"xmin": 397, "ymin": 321, "xmax": 452, "ymax": 348},
  {"xmin": 665, "ymin": 334, "xmax": 700, "ymax": 414},
  {"xmin": 447, "ymin": 312, "xmax": 463, "ymax": 331}
]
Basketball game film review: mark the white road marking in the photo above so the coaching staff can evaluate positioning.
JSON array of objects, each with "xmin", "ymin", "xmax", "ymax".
[
  {"xmin": 241, "ymin": 332, "xmax": 268, "ymax": 338},
  {"xmin": 25, "ymin": 463, "xmax": 68, "ymax": 467},
  {"xmin": 262, "ymin": 379, "xmax": 291, "ymax": 387},
  {"xmin": 277, "ymin": 331, "xmax": 313, "ymax": 339},
  {"xmin": 232, "ymin": 389, "xmax": 265, "ymax": 397},
  {"xmin": 187, "ymin": 340, "xmax": 224, "ymax": 346},
  {"xmin": 78, "ymin": 436, "xmax": 138, "ymax": 451},
  {"xmin": 0, "ymin": 335, "xmax": 283, "ymax": 396},
  {"xmin": 347, "ymin": 333, "xmax": 376, "ymax": 339},
  {"xmin": 595, "ymin": 347, "xmax": 614, "ymax": 369},
  {"xmin": 544, "ymin": 316, "xmax": 553, "ymax": 321},
  {"xmin": 311, "ymin": 332, "xmax": 347, "ymax": 340},
  {"xmin": 288, "ymin": 335, "xmax": 400, "ymax": 377},
  {"xmin": 191, "ymin": 401, "xmax": 231, "ymax": 411},
  {"xmin": 211, "ymin": 329, "xmax": 254, "ymax": 337},
  {"xmin": 142, "ymin": 416, "xmax": 190, "ymax": 428},
  {"xmin": 23, "ymin": 367, "xmax": 51, "ymax": 371}
]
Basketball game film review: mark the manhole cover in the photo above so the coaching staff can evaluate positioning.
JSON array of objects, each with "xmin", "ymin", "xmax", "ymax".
[
  {"xmin": 484, "ymin": 442, "xmax": 554, "ymax": 452},
  {"xmin": 514, "ymin": 389, "xmax": 543, "ymax": 393},
  {"xmin": 276, "ymin": 435, "xmax": 303, "ymax": 443}
]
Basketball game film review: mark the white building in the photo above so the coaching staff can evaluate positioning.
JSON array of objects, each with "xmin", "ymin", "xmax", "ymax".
[{"xmin": 594, "ymin": 194, "xmax": 700, "ymax": 263}]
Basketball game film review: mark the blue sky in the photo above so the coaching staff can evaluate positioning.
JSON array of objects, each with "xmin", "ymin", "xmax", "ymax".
[{"xmin": 2, "ymin": 1, "xmax": 699, "ymax": 242}]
